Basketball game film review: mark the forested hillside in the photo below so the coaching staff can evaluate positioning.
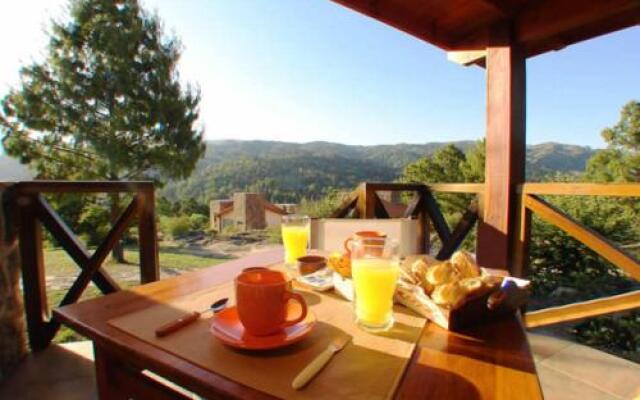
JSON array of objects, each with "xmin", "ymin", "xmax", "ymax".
[
  {"xmin": 159, "ymin": 140, "xmax": 596, "ymax": 202},
  {"xmin": 1, "ymin": 140, "xmax": 597, "ymax": 201}
]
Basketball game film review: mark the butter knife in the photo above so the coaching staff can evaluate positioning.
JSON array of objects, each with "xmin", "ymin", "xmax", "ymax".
[{"xmin": 292, "ymin": 335, "xmax": 351, "ymax": 390}]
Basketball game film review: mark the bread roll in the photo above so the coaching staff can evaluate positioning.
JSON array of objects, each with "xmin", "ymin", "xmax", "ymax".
[
  {"xmin": 411, "ymin": 258, "xmax": 434, "ymax": 294},
  {"xmin": 431, "ymin": 282, "xmax": 465, "ymax": 308},
  {"xmin": 328, "ymin": 252, "xmax": 351, "ymax": 278},
  {"xmin": 459, "ymin": 277, "xmax": 484, "ymax": 295},
  {"xmin": 426, "ymin": 261, "xmax": 459, "ymax": 286},
  {"xmin": 450, "ymin": 250, "xmax": 480, "ymax": 278}
]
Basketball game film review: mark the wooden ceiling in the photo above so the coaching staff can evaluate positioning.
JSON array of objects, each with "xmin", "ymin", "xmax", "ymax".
[{"xmin": 331, "ymin": 0, "xmax": 640, "ymax": 59}]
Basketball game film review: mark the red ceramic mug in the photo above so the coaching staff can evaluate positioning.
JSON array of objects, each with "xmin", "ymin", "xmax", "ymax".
[
  {"xmin": 343, "ymin": 231, "xmax": 387, "ymax": 255},
  {"xmin": 235, "ymin": 267, "xmax": 307, "ymax": 336}
]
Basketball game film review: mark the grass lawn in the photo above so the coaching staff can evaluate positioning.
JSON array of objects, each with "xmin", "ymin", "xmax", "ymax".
[{"xmin": 42, "ymin": 245, "xmax": 231, "ymax": 343}]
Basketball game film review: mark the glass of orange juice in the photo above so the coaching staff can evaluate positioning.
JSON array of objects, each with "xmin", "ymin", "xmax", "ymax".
[
  {"xmin": 281, "ymin": 215, "xmax": 310, "ymax": 267},
  {"xmin": 351, "ymin": 237, "xmax": 399, "ymax": 332}
]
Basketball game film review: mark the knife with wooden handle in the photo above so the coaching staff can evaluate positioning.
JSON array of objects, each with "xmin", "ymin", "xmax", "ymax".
[
  {"xmin": 154, "ymin": 298, "xmax": 229, "ymax": 338},
  {"xmin": 155, "ymin": 311, "xmax": 201, "ymax": 337},
  {"xmin": 292, "ymin": 335, "xmax": 351, "ymax": 390}
]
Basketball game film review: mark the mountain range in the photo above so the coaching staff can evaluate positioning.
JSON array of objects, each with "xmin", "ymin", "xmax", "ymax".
[{"xmin": 0, "ymin": 140, "xmax": 597, "ymax": 202}]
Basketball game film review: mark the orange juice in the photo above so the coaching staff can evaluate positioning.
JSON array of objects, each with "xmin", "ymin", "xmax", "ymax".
[
  {"xmin": 352, "ymin": 258, "xmax": 399, "ymax": 329},
  {"xmin": 282, "ymin": 225, "xmax": 309, "ymax": 264}
]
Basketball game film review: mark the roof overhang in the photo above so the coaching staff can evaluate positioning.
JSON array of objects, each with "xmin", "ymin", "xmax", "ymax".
[{"xmin": 331, "ymin": 0, "xmax": 640, "ymax": 66}]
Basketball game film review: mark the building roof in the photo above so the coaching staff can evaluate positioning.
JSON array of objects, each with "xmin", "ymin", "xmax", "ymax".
[
  {"xmin": 332, "ymin": 0, "xmax": 640, "ymax": 60},
  {"xmin": 213, "ymin": 196, "xmax": 289, "ymax": 217},
  {"xmin": 262, "ymin": 199, "xmax": 288, "ymax": 215}
]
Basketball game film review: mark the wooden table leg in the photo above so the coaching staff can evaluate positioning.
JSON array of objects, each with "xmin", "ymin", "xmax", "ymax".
[
  {"xmin": 94, "ymin": 342, "xmax": 194, "ymax": 400},
  {"xmin": 94, "ymin": 344, "xmax": 129, "ymax": 400}
]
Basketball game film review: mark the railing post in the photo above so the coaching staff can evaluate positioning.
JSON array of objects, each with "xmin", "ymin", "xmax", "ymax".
[
  {"xmin": 0, "ymin": 187, "xmax": 28, "ymax": 377},
  {"xmin": 417, "ymin": 191, "xmax": 430, "ymax": 254},
  {"xmin": 16, "ymin": 193, "xmax": 52, "ymax": 351},
  {"xmin": 511, "ymin": 191, "xmax": 531, "ymax": 278},
  {"xmin": 138, "ymin": 186, "xmax": 159, "ymax": 284}
]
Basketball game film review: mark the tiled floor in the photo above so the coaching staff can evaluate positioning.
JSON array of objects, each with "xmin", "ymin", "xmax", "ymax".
[
  {"xmin": 1, "ymin": 334, "xmax": 639, "ymax": 399},
  {"xmin": 528, "ymin": 333, "xmax": 640, "ymax": 400}
]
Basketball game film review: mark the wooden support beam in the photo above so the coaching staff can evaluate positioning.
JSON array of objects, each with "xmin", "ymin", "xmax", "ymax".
[
  {"xmin": 437, "ymin": 201, "xmax": 479, "ymax": 260},
  {"xmin": 35, "ymin": 196, "xmax": 119, "ymax": 294},
  {"xmin": 330, "ymin": 191, "xmax": 359, "ymax": 218},
  {"xmin": 12, "ymin": 180, "xmax": 153, "ymax": 194},
  {"xmin": 520, "ymin": 183, "xmax": 640, "ymax": 197},
  {"xmin": 526, "ymin": 290, "xmax": 640, "ymax": 328},
  {"xmin": 359, "ymin": 182, "xmax": 427, "ymax": 192},
  {"xmin": 477, "ymin": 0, "xmax": 521, "ymax": 16},
  {"xmin": 371, "ymin": 191, "xmax": 390, "ymax": 219},
  {"xmin": 137, "ymin": 189, "xmax": 159, "ymax": 284},
  {"xmin": 94, "ymin": 345, "xmax": 192, "ymax": 400},
  {"xmin": 447, "ymin": 50, "xmax": 486, "ymax": 67},
  {"xmin": 422, "ymin": 190, "xmax": 452, "ymax": 244},
  {"xmin": 17, "ymin": 194, "xmax": 50, "ymax": 351},
  {"xmin": 511, "ymin": 195, "xmax": 531, "ymax": 278},
  {"xmin": 524, "ymin": 194, "xmax": 640, "ymax": 281},
  {"xmin": 403, "ymin": 194, "xmax": 423, "ymax": 219},
  {"xmin": 476, "ymin": 25, "xmax": 526, "ymax": 270},
  {"xmin": 428, "ymin": 183, "xmax": 485, "ymax": 194},
  {"xmin": 60, "ymin": 197, "xmax": 139, "ymax": 307},
  {"xmin": 516, "ymin": 0, "xmax": 640, "ymax": 44},
  {"xmin": 331, "ymin": 0, "xmax": 455, "ymax": 50}
]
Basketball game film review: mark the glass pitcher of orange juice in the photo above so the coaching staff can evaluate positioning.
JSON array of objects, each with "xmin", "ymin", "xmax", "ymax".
[
  {"xmin": 281, "ymin": 215, "xmax": 310, "ymax": 266},
  {"xmin": 351, "ymin": 237, "xmax": 399, "ymax": 332}
]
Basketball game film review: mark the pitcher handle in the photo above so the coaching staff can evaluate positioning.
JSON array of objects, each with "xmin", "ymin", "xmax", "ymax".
[{"xmin": 343, "ymin": 237, "xmax": 353, "ymax": 254}]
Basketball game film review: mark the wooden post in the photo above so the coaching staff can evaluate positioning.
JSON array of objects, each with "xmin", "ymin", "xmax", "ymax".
[
  {"xmin": 0, "ymin": 187, "xmax": 28, "ymax": 379},
  {"xmin": 138, "ymin": 187, "xmax": 159, "ymax": 284},
  {"xmin": 476, "ymin": 24, "xmax": 526, "ymax": 270},
  {"xmin": 16, "ymin": 194, "xmax": 52, "ymax": 351},
  {"xmin": 511, "ymin": 192, "xmax": 531, "ymax": 277}
]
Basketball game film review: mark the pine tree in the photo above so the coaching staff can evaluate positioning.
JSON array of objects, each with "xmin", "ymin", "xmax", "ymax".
[{"xmin": 0, "ymin": 0, "xmax": 205, "ymax": 261}]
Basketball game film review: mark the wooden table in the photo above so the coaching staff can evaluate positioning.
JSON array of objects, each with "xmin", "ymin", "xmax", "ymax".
[{"xmin": 54, "ymin": 249, "xmax": 543, "ymax": 399}]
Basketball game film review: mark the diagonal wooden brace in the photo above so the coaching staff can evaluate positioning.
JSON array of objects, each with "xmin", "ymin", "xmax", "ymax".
[
  {"xmin": 60, "ymin": 196, "xmax": 139, "ymax": 307},
  {"xmin": 35, "ymin": 195, "xmax": 120, "ymax": 294}
]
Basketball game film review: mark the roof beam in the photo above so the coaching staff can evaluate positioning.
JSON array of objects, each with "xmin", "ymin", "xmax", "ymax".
[
  {"xmin": 516, "ymin": 0, "xmax": 640, "ymax": 43},
  {"xmin": 477, "ymin": 0, "xmax": 522, "ymax": 17},
  {"xmin": 331, "ymin": 0, "xmax": 456, "ymax": 50},
  {"xmin": 452, "ymin": 0, "xmax": 640, "ymax": 58}
]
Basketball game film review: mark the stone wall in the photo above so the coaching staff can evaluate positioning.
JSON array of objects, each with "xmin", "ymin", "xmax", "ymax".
[{"xmin": 0, "ymin": 188, "xmax": 27, "ymax": 381}]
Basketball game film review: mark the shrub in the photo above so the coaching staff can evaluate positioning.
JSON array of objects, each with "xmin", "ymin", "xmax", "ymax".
[
  {"xmin": 188, "ymin": 213, "xmax": 209, "ymax": 231},
  {"xmin": 161, "ymin": 216, "xmax": 191, "ymax": 239},
  {"xmin": 298, "ymin": 190, "xmax": 349, "ymax": 218}
]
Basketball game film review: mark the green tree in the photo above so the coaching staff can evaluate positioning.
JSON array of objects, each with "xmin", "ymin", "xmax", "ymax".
[
  {"xmin": 400, "ymin": 143, "xmax": 482, "ymax": 215},
  {"xmin": 0, "ymin": 0, "xmax": 205, "ymax": 261},
  {"xmin": 460, "ymin": 139, "xmax": 485, "ymax": 182},
  {"xmin": 585, "ymin": 100, "xmax": 640, "ymax": 182},
  {"xmin": 401, "ymin": 144, "xmax": 466, "ymax": 184}
]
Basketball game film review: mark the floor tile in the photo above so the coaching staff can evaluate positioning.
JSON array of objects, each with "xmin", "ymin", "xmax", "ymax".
[
  {"xmin": 0, "ymin": 344, "xmax": 97, "ymax": 400},
  {"xmin": 541, "ymin": 343, "xmax": 640, "ymax": 399},
  {"xmin": 528, "ymin": 332, "xmax": 572, "ymax": 362},
  {"xmin": 537, "ymin": 364, "xmax": 622, "ymax": 400}
]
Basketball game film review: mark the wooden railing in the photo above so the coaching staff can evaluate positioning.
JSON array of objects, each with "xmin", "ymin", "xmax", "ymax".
[
  {"xmin": 331, "ymin": 182, "xmax": 481, "ymax": 260},
  {"xmin": 332, "ymin": 181, "xmax": 640, "ymax": 329},
  {"xmin": 2, "ymin": 181, "xmax": 159, "ymax": 351},
  {"xmin": 515, "ymin": 183, "xmax": 640, "ymax": 329}
]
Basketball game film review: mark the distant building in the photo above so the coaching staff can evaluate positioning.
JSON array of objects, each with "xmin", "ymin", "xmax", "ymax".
[{"xmin": 210, "ymin": 193, "xmax": 293, "ymax": 231}]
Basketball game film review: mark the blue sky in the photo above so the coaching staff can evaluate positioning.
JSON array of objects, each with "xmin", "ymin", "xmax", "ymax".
[{"xmin": 1, "ymin": 0, "xmax": 639, "ymax": 150}]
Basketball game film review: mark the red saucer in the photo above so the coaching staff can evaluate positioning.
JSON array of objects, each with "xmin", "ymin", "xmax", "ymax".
[{"xmin": 210, "ymin": 305, "xmax": 316, "ymax": 350}]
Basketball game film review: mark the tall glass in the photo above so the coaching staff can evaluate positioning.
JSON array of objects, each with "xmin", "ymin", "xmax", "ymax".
[
  {"xmin": 281, "ymin": 215, "xmax": 310, "ymax": 266},
  {"xmin": 351, "ymin": 237, "xmax": 400, "ymax": 332}
]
